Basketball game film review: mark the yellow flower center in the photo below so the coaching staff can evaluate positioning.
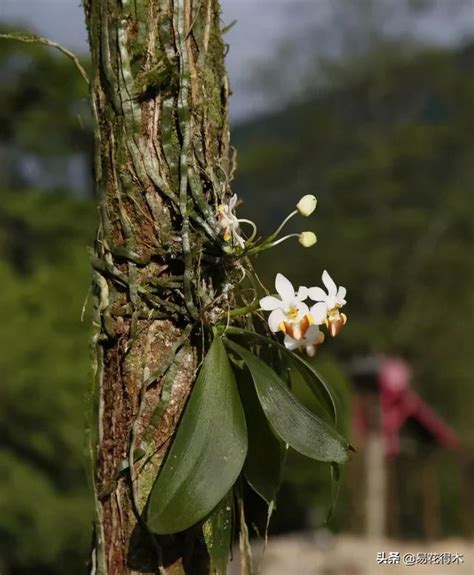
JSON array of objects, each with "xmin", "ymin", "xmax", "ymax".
[
  {"xmin": 328, "ymin": 306, "xmax": 340, "ymax": 320},
  {"xmin": 287, "ymin": 306, "xmax": 299, "ymax": 320}
]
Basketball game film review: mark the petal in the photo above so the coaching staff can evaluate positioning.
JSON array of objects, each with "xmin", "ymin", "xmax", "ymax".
[
  {"xmin": 307, "ymin": 286, "xmax": 327, "ymax": 301},
  {"xmin": 305, "ymin": 345, "xmax": 316, "ymax": 358},
  {"xmin": 326, "ymin": 295, "xmax": 337, "ymax": 310},
  {"xmin": 218, "ymin": 214, "xmax": 230, "ymax": 228},
  {"xmin": 294, "ymin": 302, "xmax": 309, "ymax": 322},
  {"xmin": 283, "ymin": 335, "xmax": 299, "ymax": 350},
  {"xmin": 289, "ymin": 322, "xmax": 304, "ymax": 340},
  {"xmin": 229, "ymin": 194, "xmax": 238, "ymax": 210},
  {"xmin": 336, "ymin": 286, "xmax": 347, "ymax": 306},
  {"xmin": 259, "ymin": 295, "xmax": 283, "ymax": 311},
  {"xmin": 297, "ymin": 286, "xmax": 308, "ymax": 300},
  {"xmin": 275, "ymin": 273, "xmax": 295, "ymax": 302},
  {"xmin": 268, "ymin": 309, "xmax": 285, "ymax": 332},
  {"xmin": 328, "ymin": 315, "xmax": 345, "ymax": 337},
  {"xmin": 310, "ymin": 302, "xmax": 328, "ymax": 325},
  {"xmin": 305, "ymin": 325, "xmax": 321, "ymax": 340},
  {"xmin": 322, "ymin": 270, "xmax": 337, "ymax": 296}
]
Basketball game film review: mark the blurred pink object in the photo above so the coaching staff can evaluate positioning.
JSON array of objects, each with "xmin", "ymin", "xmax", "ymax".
[{"xmin": 379, "ymin": 358, "xmax": 459, "ymax": 456}]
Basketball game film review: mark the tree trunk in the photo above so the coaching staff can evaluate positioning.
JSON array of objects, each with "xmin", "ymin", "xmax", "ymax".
[{"xmin": 83, "ymin": 1, "xmax": 232, "ymax": 573}]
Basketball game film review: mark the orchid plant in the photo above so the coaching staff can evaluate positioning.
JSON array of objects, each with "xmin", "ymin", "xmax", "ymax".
[{"xmin": 146, "ymin": 191, "xmax": 352, "ymax": 567}]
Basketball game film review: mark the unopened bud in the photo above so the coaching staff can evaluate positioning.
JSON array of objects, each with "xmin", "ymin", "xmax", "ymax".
[
  {"xmin": 299, "ymin": 231, "xmax": 317, "ymax": 247},
  {"xmin": 296, "ymin": 195, "xmax": 317, "ymax": 217}
]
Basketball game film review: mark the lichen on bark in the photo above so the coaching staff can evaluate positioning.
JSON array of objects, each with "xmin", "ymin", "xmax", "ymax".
[{"xmin": 83, "ymin": 1, "xmax": 236, "ymax": 573}]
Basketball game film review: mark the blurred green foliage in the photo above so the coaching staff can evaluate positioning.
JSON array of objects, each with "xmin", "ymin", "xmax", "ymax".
[
  {"xmin": 234, "ymin": 42, "xmax": 474, "ymax": 437},
  {"xmin": 0, "ymin": 191, "xmax": 96, "ymax": 574},
  {"xmin": 234, "ymin": 42, "xmax": 474, "ymax": 539},
  {"xmin": 0, "ymin": 25, "xmax": 92, "ymax": 191}
]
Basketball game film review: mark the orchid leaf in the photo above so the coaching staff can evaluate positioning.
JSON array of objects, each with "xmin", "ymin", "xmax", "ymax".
[
  {"xmin": 284, "ymin": 355, "xmax": 333, "ymax": 425},
  {"xmin": 147, "ymin": 337, "xmax": 247, "ymax": 534},
  {"xmin": 235, "ymin": 365, "xmax": 286, "ymax": 505},
  {"xmin": 222, "ymin": 326, "xmax": 337, "ymax": 423},
  {"xmin": 225, "ymin": 339, "xmax": 350, "ymax": 464}
]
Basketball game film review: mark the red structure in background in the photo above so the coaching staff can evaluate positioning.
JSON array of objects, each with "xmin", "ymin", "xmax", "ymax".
[
  {"xmin": 350, "ymin": 357, "xmax": 465, "ymax": 540},
  {"xmin": 348, "ymin": 356, "xmax": 474, "ymax": 540},
  {"xmin": 354, "ymin": 357, "xmax": 459, "ymax": 457}
]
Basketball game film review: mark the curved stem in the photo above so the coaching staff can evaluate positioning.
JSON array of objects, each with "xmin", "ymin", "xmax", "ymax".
[
  {"xmin": 0, "ymin": 32, "xmax": 89, "ymax": 85},
  {"xmin": 237, "ymin": 218, "xmax": 258, "ymax": 243},
  {"xmin": 267, "ymin": 209, "xmax": 298, "ymax": 241},
  {"xmin": 246, "ymin": 233, "xmax": 300, "ymax": 255},
  {"xmin": 269, "ymin": 233, "xmax": 300, "ymax": 247}
]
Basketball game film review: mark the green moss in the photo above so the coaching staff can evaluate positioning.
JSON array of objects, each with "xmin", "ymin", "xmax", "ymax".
[
  {"xmin": 137, "ymin": 455, "xmax": 163, "ymax": 511},
  {"xmin": 133, "ymin": 62, "xmax": 178, "ymax": 99}
]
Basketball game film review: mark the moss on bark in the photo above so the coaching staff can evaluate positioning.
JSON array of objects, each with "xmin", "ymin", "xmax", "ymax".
[{"xmin": 83, "ymin": 1, "xmax": 233, "ymax": 573}]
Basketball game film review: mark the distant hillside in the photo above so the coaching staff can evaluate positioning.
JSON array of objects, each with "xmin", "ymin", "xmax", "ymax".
[
  {"xmin": 232, "ymin": 41, "xmax": 474, "ymax": 434},
  {"xmin": 233, "ymin": 41, "xmax": 474, "ymax": 227}
]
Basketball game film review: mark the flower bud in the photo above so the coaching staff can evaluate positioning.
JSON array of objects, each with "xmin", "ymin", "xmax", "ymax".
[
  {"xmin": 299, "ymin": 231, "xmax": 317, "ymax": 247},
  {"xmin": 296, "ymin": 194, "xmax": 317, "ymax": 216}
]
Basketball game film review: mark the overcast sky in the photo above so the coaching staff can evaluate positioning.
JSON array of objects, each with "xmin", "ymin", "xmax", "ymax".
[{"xmin": 1, "ymin": 0, "xmax": 473, "ymax": 119}]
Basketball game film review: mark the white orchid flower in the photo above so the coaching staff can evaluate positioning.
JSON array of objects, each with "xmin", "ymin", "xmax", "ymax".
[
  {"xmin": 308, "ymin": 270, "xmax": 347, "ymax": 336},
  {"xmin": 284, "ymin": 324, "xmax": 325, "ymax": 357},
  {"xmin": 217, "ymin": 194, "xmax": 245, "ymax": 247},
  {"xmin": 260, "ymin": 273, "xmax": 310, "ymax": 333}
]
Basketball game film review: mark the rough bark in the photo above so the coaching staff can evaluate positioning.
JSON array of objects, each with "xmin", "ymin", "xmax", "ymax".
[{"xmin": 83, "ymin": 1, "xmax": 234, "ymax": 573}]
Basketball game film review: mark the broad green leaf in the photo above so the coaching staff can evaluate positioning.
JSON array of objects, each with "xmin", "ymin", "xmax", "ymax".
[
  {"xmin": 287, "ymin": 355, "xmax": 336, "ymax": 423},
  {"xmin": 285, "ymin": 356, "xmax": 333, "ymax": 425},
  {"xmin": 147, "ymin": 337, "xmax": 247, "ymax": 534},
  {"xmin": 203, "ymin": 490, "xmax": 234, "ymax": 575},
  {"xmin": 225, "ymin": 339, "xmax": 349, "ymax": 464},
  {"xmin": 222, "ymin": 326, "xmax": 337, "ymax": 424},
  {"xmin": 236, "ymin": 366, "xmax": 286, "ymax": 505}
]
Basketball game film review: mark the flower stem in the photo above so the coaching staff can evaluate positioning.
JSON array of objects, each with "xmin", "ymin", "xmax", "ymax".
[
  {"xmin": 267, "ymin": 209, "xmax": 298, "ymax": 241},
  {"xmin": 246, "ymin": 233, "xmax": 300, "ymax": 255},
  {"xmin": 237, "ymin": 218, "xmax": 258, "ymax": 243},
  {"xmin": 228, "ymin": 301, "xmax": 260, "ymax": 317}
]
